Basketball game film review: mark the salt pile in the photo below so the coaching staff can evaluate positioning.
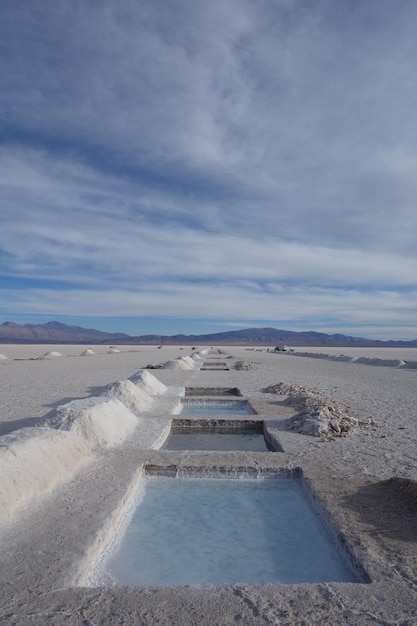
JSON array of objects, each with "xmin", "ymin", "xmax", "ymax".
[
  {"xmin": 129, "ymin": 369, "xmax": 167, "ymax": 395},
  {"xmin": 80, "ymin": 349, "xmax": 95, "ymax": 356},
  {"xmin": 367, "ymin": 358, "xmax": 405, "ymax": 367},
  {"xmin": 0, "ymin": 353, "xmax": 9, "ymax": 360},
  {"xmin": 43, "ymin": 397, "xmax": 139, "ymax": 448},
  {"xmin": 234, "ymin": 360, "xmax": 258, "ymax": 370},
  {"xmin": 402, "ymin": 361, "xmax": 417, "ymax": 369},
  {"xmin": 181, "ymin": 355, "xmax": 195, "ymax": 367},
  {"xmin": 291, "ymin": 351, "xmax": 408, "ymax": 369},
  {"xmin": 43, "ymin": 351, "xmax": 62, "ymax": 358},
  {"xmin": 264, "ymin": 382, "xmax": 358, "ymax": 438},
  {"xmin": 103, "ymin": 379, "xmax": 153, "ymax": 414},
  {"xmin": 355, "ymin": 357, "xmax": 374, "ymax": 365},
  {"xmin": 161, "ymin": 358, "xmax": 193, "ymax": 370},
  {"xmin": 0, "ymin": 427, "xmax": 93, "ymax": 524},
  {"xmin": 107, "ymin": 347, "xmax": 121, "ymax": 354}
]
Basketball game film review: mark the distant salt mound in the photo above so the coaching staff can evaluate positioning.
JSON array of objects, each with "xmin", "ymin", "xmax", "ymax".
[
  {"xmin": 234, "ymin": 360, "xmax": 258, "ymax": 370},
  {"xmin": 181, "ymin": 356, "xmax": 195, "ymax": 367},
  {"xmin": 0, "ymin": 427, "xmax": 93, "ymax": 524},
  {"xmin": 161, "ymin": 358, "xmax": 193, "ymax": 370},
  {"xmin": 103, "ymin": 379, "xmax": 153, "ymax": 414},
  {"xmin": 107, "ymin": 347, "xmax": 120, "ymax": 354},
  {"xmin": 0, "ymin": 353, "xmax": 9, "ymax": 360},
  {"xmin": 263, "ymin": 382, "xmax": 309, "ymax": 396},
  {"xmin": 80, "ymin": 349, "xmax": 95, "ymax": 356},
  {"xmin": 291, "ymin": 351, "xmax": 407, "ymax": 369},
  {"xmin": 354, "ymin": 356, "xmax": 405, "ymax": 367},
  {"xmin": 129, "ymin": 370, "xmax": 167, "ymax": 396},
  {"xmin": 367, "ymin": 358, "xmax": 405, "ymax": 368},
  {"xmin": 43, "ymin": 351, "xmax": 62, "ymax": 358},
  {"xmin": 327, "ymin": 355, "xmax": 354, "ymax": 362},
  {"xmin": 293, "ymin": 352, "xmax": 329, "ymax": 359},
  {"xmin": 43, "ymin": 397, "xmax": 138, "ymax": 448},
  {"xmin": 401, "ymin": 361, "xmax": 417, "ymax": 369},
  {"xmin": 355, "ymin": 357, "xmax": 374, "ymax": 365},
  {"xmin": 191, "ymin": 353, "xmax": 202, "ymax": 360}
]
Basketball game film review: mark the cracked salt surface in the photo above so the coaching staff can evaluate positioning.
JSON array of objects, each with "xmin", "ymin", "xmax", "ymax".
[{"xmin": 95, "ymin": 477, "xmax": 358, "ymax": 586}]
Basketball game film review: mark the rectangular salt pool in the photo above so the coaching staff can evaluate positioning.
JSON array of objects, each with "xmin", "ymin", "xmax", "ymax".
[
  {"xmin": 95, "ymin": 477, "xmax": 360, "ymax": 586},
  {"xmin": 185, "ymin": 387, "xmax": 241, "ymax": 396},
  {"xmin": 179, "ymin": 399, "xmax": 255, "ymax": 416},
  {"xmin": 164, "ymin": 430, "xmax": 273, "ymax": 452},
  {"xmin": 201, "ymin": 361, "xmax": 229, "ymax": 370},
  {"xmin": 163, "ymin": 419, "xmax": 278, "ymax": 452}
]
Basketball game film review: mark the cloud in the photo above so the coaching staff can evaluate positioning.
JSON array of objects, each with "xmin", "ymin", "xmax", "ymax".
[
  {"xmin": 1, "ymin": 283, "xmax": 416, "ymax": 339},
  {"xmin": 1, "ymin": 1, "xmax": 417, "ymax": 338}
]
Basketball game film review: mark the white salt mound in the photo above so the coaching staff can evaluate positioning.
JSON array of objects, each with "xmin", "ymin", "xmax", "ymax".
[
  {"xmin": 0, "ymin": 354, "xmax": 8, "ymax": 360},
  {"xmin": 264, "ymin": 382, "xmax": 357, "ymax": 438},
  {"xmin": 234, "ymin": 360, "xmax": 257, "ymax": 370},
  {"xmin": 43, "ymin": 397, "xmax": 138, "ymax": 448},
  {"xmin": 129, "ymin": 370, "xmax": 167, "ymax": 396},
  {"xmin": 369, "ymin": 358, "xmax": 405, "ymax": 367},
  {"xmin": 107, "ymin": 347, "xmax": 120, "ymax": 354},
  {"xmin": 80, "ymin": 349, "xmax": 95, "ymax": 356},
  {"xmin": 355, "ymin": 357, "xmax": 405, "ymax": 367},
  {"xmin": 293, "ymin": 352, "xmax": 407, "ymax": 369},
  {"xmin": 401, "ymin": 361, "xmax": 417, "ymax": 369},
  {"xmin": 103, "ymin": 379, "xmax": 153, "ymax": 414},
  {"xmin": 181, "ymin": 355, "xmax": 195, "ymax": 367},
  {"xmin": 0, "ymin": 427, "xmax": 93, "ymax": 524},
  {"xmin": 161, "ymin": 359, "xmax": 192, "ymax": 370},
  {"xmin": 43, "ymin": 351, "xmax": 62, "ymax": 358}
]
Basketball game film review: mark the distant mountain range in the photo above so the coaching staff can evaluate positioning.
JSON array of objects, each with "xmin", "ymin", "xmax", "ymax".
[
  {"xmin": 0, "ymin": 321, "xmax": 129, "ymax": 344},
  {"xmin": 0, "ymin": 321, "xmax": 416, "ymax": 347}
]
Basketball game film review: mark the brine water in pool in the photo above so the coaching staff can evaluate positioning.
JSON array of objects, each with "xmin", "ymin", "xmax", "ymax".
[
  {"xmin": 179, "ymin": 400, "xmax": 254, "ymax": 415},
  {"xmin": 100, "ymin": 478, "xmax": 358, "ymax": 586},
  {"xmin": 164, "ymin": 431, "xmax": 272, "ymax": 451}
]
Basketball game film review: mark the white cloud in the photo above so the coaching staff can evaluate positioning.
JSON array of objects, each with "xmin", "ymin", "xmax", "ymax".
[
  {"xmin": 0, "ymin": 148, "xmax": 415, "ymax": 297},
  {"xmin": 1, "ymin": 283, "xmax": 416, "ymax": 340},
  {"xmin": 1, "ymin": 1, "xmax": 417, "ymax": 337}
]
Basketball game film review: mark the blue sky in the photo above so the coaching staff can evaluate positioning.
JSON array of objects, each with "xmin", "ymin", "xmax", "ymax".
[{"xmin": 1, "ymin": 0, "xmax": 416, "ymax": 340}]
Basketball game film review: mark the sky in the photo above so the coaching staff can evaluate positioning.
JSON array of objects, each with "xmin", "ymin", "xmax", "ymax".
[{"xmin": 0, "ymin": 0, "xmax": 416, "ymax": 340}]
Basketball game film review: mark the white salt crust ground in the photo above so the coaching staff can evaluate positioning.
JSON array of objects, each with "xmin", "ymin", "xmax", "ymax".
[{"xmin": 0, "ymin": 344, "xmax": 417, "ymax": 625}]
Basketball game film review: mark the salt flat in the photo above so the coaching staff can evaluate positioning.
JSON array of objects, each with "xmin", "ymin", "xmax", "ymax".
[{"xmin": 0, "ymin": 345, "xmax": 416, "ymax": 625}]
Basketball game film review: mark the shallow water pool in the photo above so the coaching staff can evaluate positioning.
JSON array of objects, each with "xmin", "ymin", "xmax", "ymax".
[
  {"xmin": 99, "ymin": 477, "xmax": 359, "ymax": 586},
  {"xmin": 163, "ymin": 430, "xmax": 273, "ymax": 451},
  {"xmin": 179, "ymin": 400, "xmax": 255, "ymax": 415}
]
